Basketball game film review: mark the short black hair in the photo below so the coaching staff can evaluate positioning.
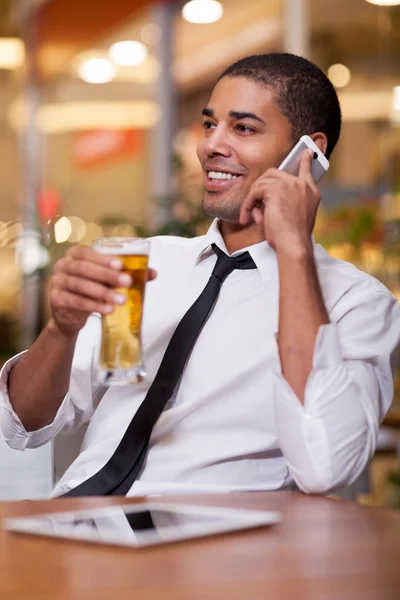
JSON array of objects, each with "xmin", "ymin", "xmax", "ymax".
[{"xmin": 219, "ymin": 53, "xmax": 341, "ymax": 159}]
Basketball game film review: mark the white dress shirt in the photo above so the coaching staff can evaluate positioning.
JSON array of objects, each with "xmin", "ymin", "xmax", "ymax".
[{"xmin": 1, "ymin": 219, "xmax": 400, "ymax": 497}]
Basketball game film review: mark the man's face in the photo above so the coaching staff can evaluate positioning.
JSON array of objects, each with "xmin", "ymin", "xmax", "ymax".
[{"xmin": 197, "ymin": 76, "xmax": 294, "ymax": 223}]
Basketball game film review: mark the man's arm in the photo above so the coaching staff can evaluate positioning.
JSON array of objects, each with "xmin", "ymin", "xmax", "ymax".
[
  {"xmin": 276, "ymin": 241, "xmax": 329, "ymax": 403},
  {"xmin": 240, "ymin": 148, "xmax": 326, "ymax": 402},
  {"xmin": 8, "ymin": 321, "xmax": 78, "ymax": 431},
  {"xmin": 239, "ymin": 149, "xmax": 400, "ymax": 492},
  {"xmin": 272, "ymin": 286, "xmax": 400, "ymax": 493},
  {"xmin": 6, "ymin": 245, "xmax": 149, "ymax": 432}
]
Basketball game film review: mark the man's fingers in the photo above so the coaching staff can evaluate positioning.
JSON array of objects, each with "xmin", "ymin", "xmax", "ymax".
[
  {"xmin": 55, "ymin": 257, "xmax": 133, "ymax": 288},
  {"xmin": 50, "ymin": 289, "xmax": 114, "ymax": 316},
  {"xmin": 240, "ymin": 186, "xmax": 264, "ymax": 225},
  {"xmin": 67, "ymin": 246, "xmax": 157, "ymax": 279},
  {"xmin": 147, "ymin": 268, "xmax": 157, "ymax": 282},
  {"xmin": 68, "ymin": 245, "xmax": 122, "ymax": 269},
  {"xmin": 251, "ymin": 206, "xmax": 264, "ymax": 225},
  {"xmin": 240, "ymin": 173, "xmax": 284, "ymax": 225},
  {"xmin": 52, "ymin": 273, "xmax": 128, "ymax": 305},
  {"xmin": 51, "ymin": 262, "xmax": 157, "ymax": 320},
  {"xmin": 239, "ymin": 194, "xmax": 254, "ymax": 225},
  {"xmin": 298, "ymin": 149, "xmax": 315, "ymax": 183}
]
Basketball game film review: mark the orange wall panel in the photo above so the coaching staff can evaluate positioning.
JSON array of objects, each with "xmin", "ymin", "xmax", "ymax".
[{"xmin": 36, "ymin": 0, "xmax": 159, "ymax": 77}]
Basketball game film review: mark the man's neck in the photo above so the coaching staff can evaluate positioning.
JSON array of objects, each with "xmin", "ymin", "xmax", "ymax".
[{"xmin": 219, "ymin": 220, "xmax": 265, "ymax": 254}]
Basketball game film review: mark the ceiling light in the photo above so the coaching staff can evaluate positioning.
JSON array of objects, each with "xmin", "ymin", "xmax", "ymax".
[
  {"xmin": 182, "ymin": 0, "xmax": 223, "ymax": 24},
  {"xmin": 109, "ymin": 41, "xmax": 148, "ymax": 67},
  {"xmin": 0, "ymin": 38, "xmax": 25, "ymax": 69},
  {"xmin": 72, "ymin": 50, "xmax": 158, "ymax": 84},
  {"xmin": 365, "ymin": 1, "xmax": 400, "ymax": 5},
  {"xmin": 327, "ymin": 64, "xmax": 351, "ymax": 88},
  {"xmin": 54, "ymin": 217, "xmax": 72, "ymax": 244},
  {"xmin": 78, "ymin": 58, "xmax": 115, "ymax": 84},
  {"xmin": 67, "ymin": 216, "xmax": 87, "ymax": 243}
]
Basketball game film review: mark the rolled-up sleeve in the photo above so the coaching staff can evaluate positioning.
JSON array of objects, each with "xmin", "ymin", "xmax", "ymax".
[
  {"xmin": 273, "ymin": 283, "xmax": 400, "ymax": 495},
  {"xmin": 0, "ymin": 315, "xmax": 105, "ymax": 451}
]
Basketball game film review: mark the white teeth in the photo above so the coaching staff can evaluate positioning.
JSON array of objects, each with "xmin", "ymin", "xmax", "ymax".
[{"xmin": 208, "ymin": 171, "xmax": 238, "ymax": 181}]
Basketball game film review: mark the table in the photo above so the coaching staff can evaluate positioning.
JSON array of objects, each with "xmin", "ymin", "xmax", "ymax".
[{"xmin": 1, "ymin": 492, "xmax": 400, "ymax": 600}]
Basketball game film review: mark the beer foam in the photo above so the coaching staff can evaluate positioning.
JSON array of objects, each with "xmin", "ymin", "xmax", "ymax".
[
  {"xmin": 93, "ymin": 238, "xmax": 149, "ymax": 255},
  {"xmin": 96, "ymin": 246, "xmax": 149, "ymax": 256}
]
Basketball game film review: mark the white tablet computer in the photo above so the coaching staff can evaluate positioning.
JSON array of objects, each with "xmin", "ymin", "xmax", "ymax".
[{"xmin": 5, "ymin": 502, "xmax": 281, "ymax": 548}]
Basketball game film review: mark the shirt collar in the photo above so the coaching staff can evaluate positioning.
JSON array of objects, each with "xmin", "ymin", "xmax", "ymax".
[{"xmin": 193, "ymin": 219, "xmax": 278, "ymax": 283}]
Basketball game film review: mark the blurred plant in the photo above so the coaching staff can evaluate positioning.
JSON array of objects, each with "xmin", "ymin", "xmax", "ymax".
[
  {"xmin": 315, "ymin": 200, "xmax": 400, "ymax": 407},
  {"xmin": 134, "ymin": 151, "xmax": 211, "ymax": 238},
  {"xmin": 314, "ymin": 201, "xmax": 382, "ymax": 250},
  {"xmin": 149, "ymin": 199, "xmax": 211, "ymax": 238}
]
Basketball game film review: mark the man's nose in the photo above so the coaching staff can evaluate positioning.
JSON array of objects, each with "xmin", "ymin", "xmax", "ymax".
[{"xmin": 203, "ymin": 126, "xmax": 232, "ymax": 157}]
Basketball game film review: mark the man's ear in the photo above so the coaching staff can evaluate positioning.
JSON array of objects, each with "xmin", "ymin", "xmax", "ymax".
[{"xmin": 310, "ymin": 132, "xmax": 328, "ymax": 156}]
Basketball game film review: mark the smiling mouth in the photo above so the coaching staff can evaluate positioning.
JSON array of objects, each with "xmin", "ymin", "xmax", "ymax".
[
  {"xmin": 207, "ymin": 170, "xmax": 240, "ymax": 181},
  {"xmin": 204, "ymin": 170, "xmax": 244, "ymax": 193}
]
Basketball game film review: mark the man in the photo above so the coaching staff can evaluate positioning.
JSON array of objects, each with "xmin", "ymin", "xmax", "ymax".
[{"xmin": 1, "ymin": 53, "xmax": 399, "ymax": 497}]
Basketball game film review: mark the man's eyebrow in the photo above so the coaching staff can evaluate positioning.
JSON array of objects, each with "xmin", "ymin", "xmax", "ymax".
[
  {"xmin": 229, "ymin": 111, "xmax": 265, "ymax": 124},
  {"xmin": 201, "ymin": 108, "xmax": 265, "ymax": 125}
]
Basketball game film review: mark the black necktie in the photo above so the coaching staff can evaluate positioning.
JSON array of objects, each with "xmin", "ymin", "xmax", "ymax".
[{"xmin": 63, "ymin": 243, "xmax": 256, "ymax": 497}]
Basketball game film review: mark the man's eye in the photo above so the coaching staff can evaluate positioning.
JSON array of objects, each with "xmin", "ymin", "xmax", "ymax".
[
  {"xmin": 202, "ymin": 121, "xmax": 216, "ymax": 130},
  {"xmin": 236, "ymin": 124, "xmax": 254, "ymax": 133}
]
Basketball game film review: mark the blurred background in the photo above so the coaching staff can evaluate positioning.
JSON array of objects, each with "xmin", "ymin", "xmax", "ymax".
[{"xmin": 0, "ymin": 0, "xmax": 399, "ymax": 502}]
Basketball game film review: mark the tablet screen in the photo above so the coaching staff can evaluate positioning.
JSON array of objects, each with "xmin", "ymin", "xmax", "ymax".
[{"xmin": 6, "ymin": 502, "xmax": 281, "ymax": 548}]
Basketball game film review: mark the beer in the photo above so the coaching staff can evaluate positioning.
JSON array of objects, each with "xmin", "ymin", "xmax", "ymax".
[{"xmin": 93, "ymin": 238, "xmax": 149, "ymax": 385}]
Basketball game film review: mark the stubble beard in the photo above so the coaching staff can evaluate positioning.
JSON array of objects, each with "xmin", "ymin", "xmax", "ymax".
[{"xmin": 202, "ymin": 190, "xmax": 244, "ymax": 223}]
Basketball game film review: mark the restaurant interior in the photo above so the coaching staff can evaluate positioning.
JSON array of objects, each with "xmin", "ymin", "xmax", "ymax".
[
  {"xmin": 0, "ymin": 0, "xmax": 399, "ymax": 507},
  {"xmin": 0, "ymin": 2, "xmax": 400, "ymax": 598}
]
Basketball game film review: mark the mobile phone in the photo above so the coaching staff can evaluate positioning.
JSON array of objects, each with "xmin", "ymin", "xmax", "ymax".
[{"xmin": 278, "ymin": 135, "xmax": 329, "ymax": 183}]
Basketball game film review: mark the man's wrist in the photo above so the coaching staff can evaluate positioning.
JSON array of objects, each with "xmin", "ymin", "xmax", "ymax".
[
  {"xmin": 47, "ymin": 318, "xmax": 79, "ymax": 344},
  {"xmin": 274, "ymin": 234, "xmax": 314, "ymax": 263}
]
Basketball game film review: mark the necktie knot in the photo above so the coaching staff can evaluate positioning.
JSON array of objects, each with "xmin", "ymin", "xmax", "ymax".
[{"xmin": 211, "ymin": 243, "xmax": 256, "ymax": 282}]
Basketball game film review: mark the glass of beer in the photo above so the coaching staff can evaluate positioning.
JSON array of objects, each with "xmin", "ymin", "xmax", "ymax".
[{"xmin": 93, "ymin": 237, "xmax": 149, "ymax": 385}]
